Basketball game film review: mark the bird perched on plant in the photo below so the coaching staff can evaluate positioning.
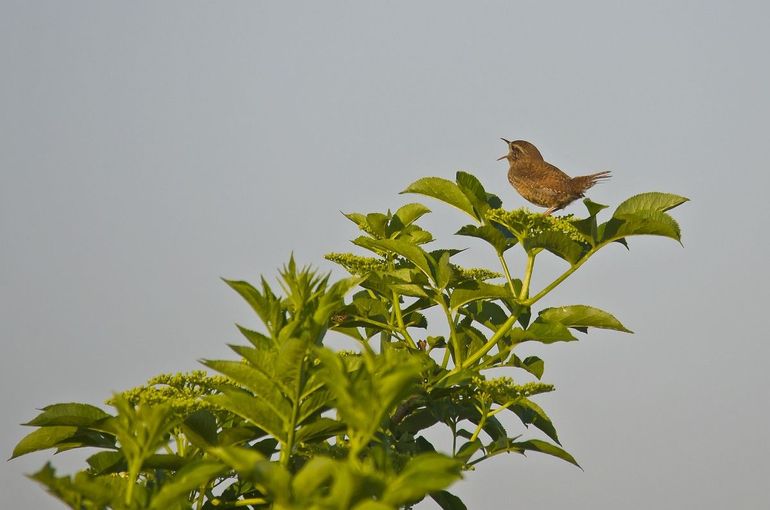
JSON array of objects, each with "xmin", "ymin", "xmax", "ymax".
[{"xmin": 498, "ymin": 139, "xmax": 611, "ymax": 215}]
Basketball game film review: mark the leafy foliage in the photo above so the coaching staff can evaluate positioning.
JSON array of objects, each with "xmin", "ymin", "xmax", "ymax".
[{"xmin": 12, "ymin": 171, "xmax": 687, "ymax": 509}]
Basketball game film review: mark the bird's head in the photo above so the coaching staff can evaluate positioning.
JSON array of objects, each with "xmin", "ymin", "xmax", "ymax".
[{"xmin": 497, "ymin": 139, "xmax": 543, "ymax": 162}]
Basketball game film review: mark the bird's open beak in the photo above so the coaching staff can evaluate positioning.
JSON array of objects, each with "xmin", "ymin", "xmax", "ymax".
[{"xmin": 498, "ymin": 138, "xmax": 512, "ymax": 160}]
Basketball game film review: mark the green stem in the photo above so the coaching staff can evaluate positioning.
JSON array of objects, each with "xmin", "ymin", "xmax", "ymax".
[
  {"xmin": 497, "ymin": 253, "xmax": 518, "ymax": 298},
  {"xmin": 461, "ymin": 312, "xmax": 519, "ymax": 369},
  {"xmin": 523, "ymin": 247, "xmax": 598, "ymax": 306},
  {"xmin": 392, "ymin": 290, "xmax": 418, "ymax": 349},
  {"xmin": 469, "ymin": 405, "xmax": 488, "ymax": 443},
  {"xmin": 440, "ymin": 343, "xmax": 451, "ymax": 369},
  {"xmin": 519, "ymin": 253, "xmax": 536, "ymax": 301},
  {"xmin": 488, "ymin": 398, "xmax": 519, "ymax": 418},
  {"xmin": 281, "ymin": 362, "xmax": 305, "ymax": 467},
  {"xmin": 440, "ymin": 299, "xmax": 462, "ymax": 367}
]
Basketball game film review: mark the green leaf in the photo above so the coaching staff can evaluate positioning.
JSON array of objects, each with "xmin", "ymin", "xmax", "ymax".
[
  {"xmin": 455, "ymin": 438, "xmax": 483, "ymax": 462},
  {"xmin": 28, "ymin": 464, "xmax": 117, "ymax": 508},
  {"xmin": 370, "ymin": 238, "xmax": 436, "ymax": 281},
  {"xmin": 182, "ymin": 410, "xmax": 218, "ymax": 447},
  {"xmin": 435, "ymin": 251, "xmax": 453, "ymax": 289},
  {"xmin": 207, "ymin": 389, "xmax": 286, "ymax": 442},
  {"xmin": 382, "ymin": 453, "xmax": 462, "ymax": 506},
  {"xmin": 401, "ymin": 177, "xmax": 477, "ymax": 220},
  {"xmin": 395, "ymin": 407, "xmax": 439, "ymax": 435},
  {"xmin": 86, "ymin": 451, "xmax": 125, "ymax": 475},
  {"xmin": 208, "ymin": 446, "xmax": 291, "ymax": 502},
  {"xmin": 456, "ymin": 224, "xmax": 515, "ymax": 255},
  {"xmin": 539, "ymin": 305, "xmax": 633, "ymax": 333},
  {"xmin": 613, "ymin": 192, "xmax": 689, "ymax": 216},
  {"xmin": 343, "ymin": 212, "xmax": 369, "ymax": 231},
  {"xmin": 11, "ymin": 426, "xmax": 79, "ymax": 459},
  {"xmin": 149, "ymin": 460, "xmax": 227, "ymax": 510},
  {"xmin": 366, "ymin": 212, "xmax": 390, "ymax": 238},
  {"xmin": 24, "ymin": 403, "xmax": 111, "ymax": 427},
  {"xmin": 584, "ymin": 198, "xmax": 609, "ymax": 217},
  {"xmin": 601, "ymin": 210, "xmax": 683, "ymax": 243},
  {"xmin": 275, "ymin": 336, "xmax": 311, "ymax": 396},
  {"xmin": 508, "ymin": 354, "xmax": 545, "ymax": 379},
  {"xmin": 450, "ymin": 282, "xmax": 515, "ymax": 311},
  {"xmin": 394, "ymin": 203, "xmax": 431, "ymax": 227},
  {"xmin": 524, "ymin": 231, "xmax": 587, "ymax": 265},
  {"xmin": 511, "ymin": 439, "xmax": 581, "ymax": 468},
  {"xmin": 456, "ymin": 171, "xmax": 489, "ymax": 218},
  {"xmin": 571, "ymin": 198, "xmax": 609, "ymax": 245},
  {"xmin": 222, "ymin": 279, "xmax": 270, "ymax": 323},
  {"xmin": 508, "ymin": 398, "xmax": 560, "ymax": 444},
  {"xmin": 236, "ymin": 324, "xmax": 274, "ymax": 350},
  {"xmin": 202, "ymin": 359, "xmax": 291, "ymax": 419},
  {"xmin": 294, "ymin": 418, "xmax": 346, "ymax": 444},
  {"xmin": 292, "ymin": 457, "xmax": 338, "ymax": 501},
  {"xmin": 508, "ymin": 321, "xmax": 577, "ymax": 344},
  {"xmin": 431, "ymin": 490, "xmax": 468, "ymax": 510}
]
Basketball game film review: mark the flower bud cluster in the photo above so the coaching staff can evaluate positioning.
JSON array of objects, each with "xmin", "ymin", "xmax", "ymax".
[
  {"xmin": 325, "ymin": 252, "xmax": 387, "ymax": 275},
  {"xmin": 487, "ymin": 208, "xmax": 586, "ymax": 243}
]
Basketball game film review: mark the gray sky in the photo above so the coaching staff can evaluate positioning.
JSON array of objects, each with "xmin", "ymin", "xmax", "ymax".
[{"xmin": 2, "ymin": 1, "xmax": 769, "ymax": 508}]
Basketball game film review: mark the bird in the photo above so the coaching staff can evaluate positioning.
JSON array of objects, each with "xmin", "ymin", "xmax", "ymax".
[{"xmin": 498, "ymin": 139, "xmax": 611, "ymax": 215}]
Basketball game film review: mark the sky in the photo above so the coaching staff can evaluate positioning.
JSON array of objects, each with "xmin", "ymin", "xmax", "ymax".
[{"xmin": 1, "ymin": 1, "xmax": 769, "ymax": 508}]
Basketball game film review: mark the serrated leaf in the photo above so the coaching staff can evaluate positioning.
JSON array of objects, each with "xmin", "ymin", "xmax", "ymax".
[
  {"xmin": 431, "ymin": 490, "xmax": 468, "ymax": 510},
  {"xmin": 511, "ymin": 439, "xmax": 581, "ymax": 468},
  {"xmin": 539, "ymin": 305, "xmax": 632, "ymax": 333},
  {"xmin": 236, "ymin": 324, "xmax": 274, "ymax": 350},
  {"xmin": 370, "ymin": 238, "xmax": 436, "ymax": 282},
  {"xmin": 202, "ymin": 359, "xmax": 290, "ymax": 419},
  {"xmin": 613, "ymin": 192, "xmax": 689, "ymax": 216},
  {"xmin": 456, "ymin": 224, "xmax": 515, "ymax": 255},
  {"xmin": 583, "ymin": 198, "xmax": 609, "ymax": 217},
  {"xmin": 86, "ymin": 451, "xmax": 125, "ymax": 475},
  {"xmin": 292, "ymin": 457, "xmax": 339, "ymax": 501},
  {"xmin": 456, "ymin": 171, "xmax": 489, "ymax": 218},
  {"xmin": 275, "ymin": 336, "xmax": 310, "ymax": 396},
  {"xmin": 401, "ymin": 177, "xmax": 477, "ymax": 220},
  {"xmin": 508, "ymin": 321, "xmax": 577, "ymax": 344},
  {"xmin": 343, "ymin": 212, "xmax": 369, "ymax": 230},
  {"xmin": 601, "ymin": 211, "xmax": 682, "ymax": 243},
  {"xmin": 208, "ymin": 446, "xmax": 291, "ymax": 501},
  {"xmin": 11, "ymin": 426, "xmax": 79, "ymax": 459},
  {"xmin": 508, "ymin": 398, "xmax": 560, "ymax": 444},
  {"xmin": 435, "ymin": 251, "xmax": 453, "ymax": 289},
  {"xmin": 455, "ymin": 438, "xmax": 483, "ymax": 462},
  {"xmin": 382, "ymin": 453, "xmax": 462, "ymax": 506},
  {"xmin": 182, "ymin": 410, "xmax": 218, "ymax": 447},
  {"xmin": 207, "ymin": 389, "xmax": 287, "ymax": 442},
  {"xmin": 508, "ymin": 354, "xmax": 545, "ymax": 379},
  {"xmin": 222, "ymin": 279, "xmax": 269, "ymax": 324},
  {"xmin": 28, "ymin": 463, "xmax": 116, "ymax": 508},
  {"xmin": 294, "ymin": 418, "xmax": 346, "ymax": 444},
  {"xmin": 366, "ymin": 212, "xmax": 389, "ymax": 238},
  {"xmin": 24, "ymin": 403, "xmax": 111, "ymax": 428},
  {"xmin": 149, "ymin": 460, "xmax": 227, "ymax": 510},
  {"xmin": 524, "ymin": 230, "xmax": 588, "ymax": 265},
  {"xmin": 394, "ymin": 203, "xmax": 431, "ymax": 227}
]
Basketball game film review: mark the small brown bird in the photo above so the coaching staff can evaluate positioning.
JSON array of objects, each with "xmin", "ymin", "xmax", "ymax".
[{"xmin": 498, "ymin": 139, "xmax": 611, "ymax": 215}]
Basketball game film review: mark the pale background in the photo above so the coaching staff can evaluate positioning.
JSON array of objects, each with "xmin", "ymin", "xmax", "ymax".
[{"xmin": 2, "ymin": 1, "xmax": 769, "ymax": 508}]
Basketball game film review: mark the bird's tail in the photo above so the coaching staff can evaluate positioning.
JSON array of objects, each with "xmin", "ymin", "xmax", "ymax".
[{"xmin": 572, "ymin": 171, "xmax": 611, "ymax": 193}]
